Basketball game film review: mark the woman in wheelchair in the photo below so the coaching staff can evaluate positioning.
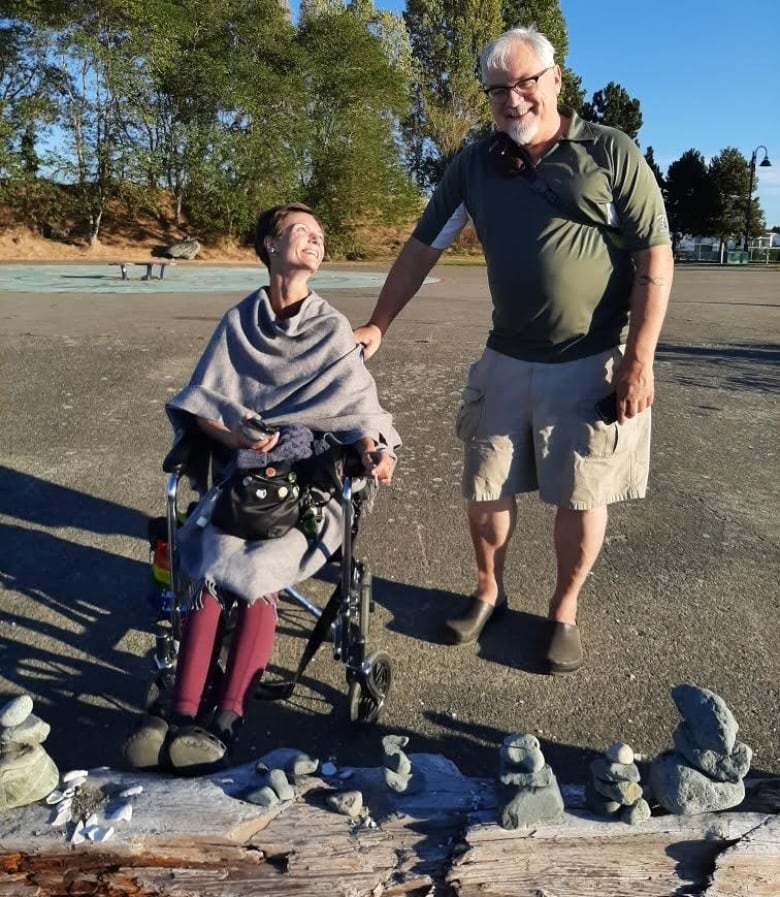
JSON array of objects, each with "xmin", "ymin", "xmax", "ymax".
[{"xmin": 123, "ymin": 203, "xmax": 400, "ymax": 775}]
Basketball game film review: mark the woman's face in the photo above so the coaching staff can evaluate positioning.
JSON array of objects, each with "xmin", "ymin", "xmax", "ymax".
[{"xmin": 268, "ymin": 212, "xmax": 325, "ymax": 275}]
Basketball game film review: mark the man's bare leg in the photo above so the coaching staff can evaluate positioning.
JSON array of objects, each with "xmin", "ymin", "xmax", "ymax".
[
  {"xmin": 548, "ymin": 506, "xmax": 608, "ymax": 624},
  {"xmin": 467, "ymin": 497, "xmax": 518, "ymax": 605},
  {"xmin": 442, "ymin": 497, "xmax": 518, "ymax": 644}
]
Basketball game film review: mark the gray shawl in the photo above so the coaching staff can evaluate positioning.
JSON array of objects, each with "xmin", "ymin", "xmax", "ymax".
[{"xmin": 165, "ymin": 287, "xmax": 400, "ymax": 603}]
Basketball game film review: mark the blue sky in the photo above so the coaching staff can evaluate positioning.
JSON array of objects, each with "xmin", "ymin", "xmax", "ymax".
[{"xmin": 294, "ymin": 0, "xmax": 780, "ymax": 226}]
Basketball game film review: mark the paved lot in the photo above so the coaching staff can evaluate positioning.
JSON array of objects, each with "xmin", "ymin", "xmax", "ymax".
[{"xmin": 0, "ymin": 263, "xmax": 778, "ymax": 783}]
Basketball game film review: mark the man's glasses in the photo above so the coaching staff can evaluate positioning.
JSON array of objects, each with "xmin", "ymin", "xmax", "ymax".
[{"xmin": 483, "ymin": 67, "xmax": 552, "ymax": 104}]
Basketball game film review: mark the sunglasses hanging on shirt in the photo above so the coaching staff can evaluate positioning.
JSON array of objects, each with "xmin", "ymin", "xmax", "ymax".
[{"xmin": 486, "ymin": 131, "xmax": 535, "ymax": 178}]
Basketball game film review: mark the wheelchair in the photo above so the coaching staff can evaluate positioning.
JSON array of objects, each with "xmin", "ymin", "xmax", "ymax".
[{"xmin": 145, "ymin": 431, "xmax": 393, "ymax": 727}]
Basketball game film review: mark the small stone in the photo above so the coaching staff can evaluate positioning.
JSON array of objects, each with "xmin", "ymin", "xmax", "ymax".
[
  {"xmin": 91, "ymin": 825, "xmax": 115, "ymax": 842},
  {"xmin": 499, "ymin": 764, "xmax": 555, "ymax": 789},
  {"xmin": 384, "ymin": 750, "xmax": 412, "ymax": 775},
  {"xmin": 288, "ymin": 752, "xmax": 318, "ymax": 778},
  {"xmin": 381, "ymin": 735, "xmax": 410, "ymax": 758},
  {"xmin": 671, "ymin": 685, "xmax": 738, "ymax": 755},
  {"xmin": 621, "ymin": 798, "xmax": 651, "ymax": 825},
  {"xmin": 500, "ymin": 734, "xmax": 545, "ymax": 772},
  {"xmin": 585, "ymin": 779, "xmax": 621, "ymax": 817},
  {"xmin": 265, "ymin": 769, "xmax": 295, "ymax": 802},
  {"xmin": 649, "ymin": 750, "xmax": 746, "ymax": 815},
  {"xmin": 321, "ymin": 762, "xmax": 337, "ymax": 777},
  {"xmin": 0, "ymin": 695, "xmax": 34, "ymax": 728},
  {"xmin": 244, "ymin": 785, "xmax": 280, "ymax": 808},
  {"xmin": 606, "ymin": 742, "xmax": 634, "ymax": 765},
  {"xmin": 62, "ymin": 769, "xmax": 89, "ymax": 784},
  {"xmin": 326, "ymin": 790, "xmax": 363, "ymax": 818},
  {"xmin": 592, "ymin": 777, "xmax": 643, "ymax": 806},
  {"xmin": 384, "ymin": 768, "xmax": 411, "ymax": 793},
  {"xmin": 590, "ymin": 757, "xmax": 641, "ymax": 783},
  {"xmin": 0, "ymin": 714, "xmax": 51, "ymax": 747},
  {"xmin": 50, "ymin": 804, "xmax": 72, "ymax": 827}
]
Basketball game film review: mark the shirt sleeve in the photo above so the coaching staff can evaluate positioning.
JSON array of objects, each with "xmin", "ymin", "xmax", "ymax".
[
  {"xmin": 604, "ymin": 130, "xmax": 671, "ymax": 252},
  {"xmin": 413, "ymin": 150, "xmax": 470, "ymax": 249}
]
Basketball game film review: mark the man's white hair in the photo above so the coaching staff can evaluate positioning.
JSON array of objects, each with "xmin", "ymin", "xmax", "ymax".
[{"xmin": 480, "ymin": 26, "xmax": 556, "ymax": 83}]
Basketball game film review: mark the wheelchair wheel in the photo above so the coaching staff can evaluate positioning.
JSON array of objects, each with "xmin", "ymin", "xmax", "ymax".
[{"xmin": 347, "ymin": 651, "xmax": 393, "ymax": 724}]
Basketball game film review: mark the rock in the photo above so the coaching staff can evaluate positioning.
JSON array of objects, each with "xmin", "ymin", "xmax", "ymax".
[
  {"xmin": 672, "ymin": 723, "xmax": 752, "ymax": 783},
  {"xmin": 0, "ymin": 695, "xmax": 34, "ymax": 728},
  {"xmin": 590, "ymin": 757, "xmax": 641, "ymax": 783},
  {"xmin": 649, "ymin": 750, "xmax": 745, "ymax": 815},
  {"xmin": 384, "ymin": 750, "xmax": 412, "ymax": 775},
  {"xmin": 326, "ymin": 790, "xmax": 363, "ymax": 818},
  {"xmin": 499, "ymin": 764, "xmax": 555, "ymax": 789},
  {"xmin": 0, "ymin": 713, "xmax": 51, "ymax": 747},
  {"xmin": 265, "ymin": 769, "xmax": 295, "ymax": 802},
  {"xmin": 499, "ymin": 781, "xmax": 565, "ymax": 829},
  {"xmin": 605, "ymin": 742, "xmax": 634, "ymax": 765},
  {"xmin": 0, "ymin": 744, "xmax": 60, "ymax": 811},
  {"xmin": 165, "ymin": 238, "xmax": 200, "ymax": 260},
  {"xmin": 671, "ymin": 685, "xmax": 738, "ymax": 754},
  {"xmin": 592, "ymin": 777, "xmax": 643, "ymax": 806},
  {"xmin": 244, "ymin": 785, "xmax": 280, "ymax": 809},
  {"xmin": 585, "ymin": 779, "xmax": 621, "ymax": 817},
  {"xmin": 621, "ymin": 798, "xmax": 652, "ymax": 825},
  {"xmin": 500, "ymin": 734, "xmax": 545, "ymax": 772}
]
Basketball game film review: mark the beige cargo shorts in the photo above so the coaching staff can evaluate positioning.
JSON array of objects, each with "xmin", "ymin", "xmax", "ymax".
[{"xmin": 455, "ymin": 346, "xmax": 651, "ymax": 509}]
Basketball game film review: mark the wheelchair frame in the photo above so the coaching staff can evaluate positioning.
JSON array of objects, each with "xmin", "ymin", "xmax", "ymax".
[{"xmin": 150, "ymin": 459, "xmax": 393, "ymax": 725}]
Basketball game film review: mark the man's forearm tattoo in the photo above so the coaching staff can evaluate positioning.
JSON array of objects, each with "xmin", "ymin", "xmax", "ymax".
[{"xmin": 638, "ymin": 274, "xmax": 666, "ymax": 286}]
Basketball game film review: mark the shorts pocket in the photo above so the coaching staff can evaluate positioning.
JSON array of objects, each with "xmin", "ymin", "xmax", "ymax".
[
  {"xmin": 575, "ymin": 399, "xmax": 619, "ymax": 458},
  {"xmin": 455, "ymin": 385, "xmax": 484, "ymax": 442}
]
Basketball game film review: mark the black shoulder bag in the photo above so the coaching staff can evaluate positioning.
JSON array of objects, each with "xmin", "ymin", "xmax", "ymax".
[{"xmin": 485, "ymin": 131, "xmax": 623, "ymax": 240}]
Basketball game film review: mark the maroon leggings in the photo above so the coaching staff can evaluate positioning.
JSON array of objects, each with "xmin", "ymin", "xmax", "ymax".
[{"xmin": 172, "ymin": 589, "xmax": 278, "ymax": 719}]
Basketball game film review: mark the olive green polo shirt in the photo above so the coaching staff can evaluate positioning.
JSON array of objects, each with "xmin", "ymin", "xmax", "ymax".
[{"xmin": 413, "ymin": 107, "xmax": 671, "ymax": 361}]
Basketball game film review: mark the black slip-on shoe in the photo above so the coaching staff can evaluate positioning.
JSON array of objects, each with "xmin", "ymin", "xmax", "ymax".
[
  {"xmin": 442, "ymin": 594, "xmax": 508, "ymax": 645},
  {"xmin": 546, "ymin": 621, "xmax": 583, "ymax": 675}
]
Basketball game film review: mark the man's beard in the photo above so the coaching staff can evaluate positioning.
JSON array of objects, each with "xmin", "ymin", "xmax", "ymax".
[{"xmin": 505, "ymin": 114, "xmax": 539, "ymax": 146}]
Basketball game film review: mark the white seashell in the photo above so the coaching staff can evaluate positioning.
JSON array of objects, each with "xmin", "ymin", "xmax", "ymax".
[
  {"xmin": 321, "ymin": 762, "xmax": 338, "ymax": 776},
  {"xmin": 85, "ymin": 813, "xmax": 99, "ymax": 827},
  {"xmin": 119, "ymin": 784, "xmax": 143, "ymax": 797},
  {"xmin": 62, "ymin": 769, "xmax": 89, "ymax": 783},
  {"xmin": 50, "ymin": 806, "xmax": 72, "ymax": 827},
  {"xmin": 104, "ymin": 801, "xmax": 132, "ymax": 823},
  {"xmin": 218, "ymin": 777, "xmax": 235, "ymax": 784},
  {"xmin": 70, "ymin": 820, "xmax": 85, "ymax": 844},
  {"xmin": 338, "ymin": 769, "xmax": 355, "ymax": 780},
  {"xmin": 45, "ymin": 789, "xmax": 65, "ymax": 805},
  {"xmin": 91, "ymin": 826, "xmax": 115, "ymax": 842},
  {"xmin": 66, "ymin": 775, "xmax": 88, "ymax": 789},
  {"xmin": 62, "ymin": 787, "xmax": 76, "ymax": 799},
  {"xmin": 84, "ymin": 825, "xmax": 101, "ymax": 840}
]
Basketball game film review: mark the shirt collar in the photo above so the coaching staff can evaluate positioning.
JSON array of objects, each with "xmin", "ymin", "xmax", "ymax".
[{"xmin": 558, "ymin": 104, "xmax": 597, "ymax": 143}]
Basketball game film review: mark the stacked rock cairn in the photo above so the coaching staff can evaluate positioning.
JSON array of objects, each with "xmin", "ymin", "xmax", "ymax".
[
  {"xmin": 0, "ymin": 694, "xmax": 60, "ymax": 811},
  {"xmin": 382, "ymin": 734, "xmax": 425, "ymax": 795},
  {"xmin": 649, "ymin": 684, "xmax": 751, "ymax": 815},
  {"xmin": 586, "ymin": 741, "xmax": 651, "ymax": 824},
  {"xmin": 498, "ymin": 734, "xmax": 564, "ymax": 829}
]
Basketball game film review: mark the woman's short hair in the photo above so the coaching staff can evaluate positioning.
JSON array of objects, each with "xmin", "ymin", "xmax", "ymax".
[
  {"xmin": 254, "ymin": 203, "xmax": 324, "ymax": 267},
  {"xmin": 480, "ymin": 27, "xmax": 556, "ymax": 84}
]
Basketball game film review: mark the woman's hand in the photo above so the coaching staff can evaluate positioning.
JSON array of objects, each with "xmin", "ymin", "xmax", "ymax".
[
  {"xmin": 233, "ymin": 418, "xmax": 281, "ymax": 452},
  {"xmin": 358, "ymin": 440, "xmax": 394, "ymax": 484}
]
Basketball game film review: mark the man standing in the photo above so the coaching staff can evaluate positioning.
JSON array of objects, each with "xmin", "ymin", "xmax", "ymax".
[{"xmin": 354, "ymin": 27, "xmax": 673, "ymax": 674}]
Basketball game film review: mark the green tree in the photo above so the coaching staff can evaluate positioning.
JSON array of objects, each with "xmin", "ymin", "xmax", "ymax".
[
  {"xmin": 581, "ymin": 81, "xmax": 642, "ymax": 140},
  {"xmin": 708, "ymin": 146, "xmax": 765, "ymax": 249},
  {"xmin": 664, "ymin": 148, "xmax": 717, "ymax": 242},
  {"xmin": 296, "ymin": 2, "xmax": 418, "ymax": 254},
  {"xmin": 644, "ymin": 146, "xmax": 664, "ymax": 191}
]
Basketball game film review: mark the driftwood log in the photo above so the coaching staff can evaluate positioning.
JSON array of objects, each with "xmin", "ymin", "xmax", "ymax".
[{"xmin": 0, "ymin": 754, "xmax": 777, "ymax": 897}]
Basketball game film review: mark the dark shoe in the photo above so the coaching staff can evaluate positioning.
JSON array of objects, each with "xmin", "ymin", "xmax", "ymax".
[
  {"xmin": 546, "ymin": 622, "xmax": 583, "ymax": 674},
  {"xmin": 168, "ymin": 725, "xmax": 228, "ymax": 776},
  {"xmin": 443, "ymin": 594, "xmax": 508, "ymax": 645},
  {"xmin": 122, "ymin": 715, "xmax": 170, "ymax": 770}
]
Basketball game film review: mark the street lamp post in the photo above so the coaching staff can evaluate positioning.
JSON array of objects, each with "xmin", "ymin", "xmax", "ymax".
[{"xmin": 743, "ymin": 145, "xmax": 772, "ymax": 253}]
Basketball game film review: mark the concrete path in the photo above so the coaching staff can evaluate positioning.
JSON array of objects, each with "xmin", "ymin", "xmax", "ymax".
[{"xmin": 0, "ymin": 263, "xmax": 777, "ymax": 783}]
